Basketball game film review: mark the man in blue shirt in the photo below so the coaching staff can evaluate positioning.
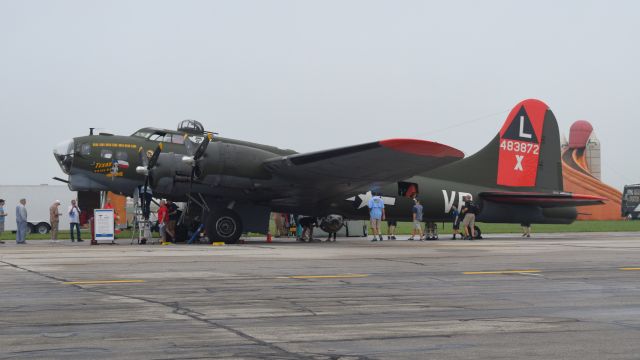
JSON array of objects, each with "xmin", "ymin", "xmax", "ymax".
[
  {"xmin": 367, "ymin": 192, "xmax": 385, "ymax": 242},
  {"xmin": 408, "ymin": 199, "xmax": 424, "ymax": 241},
  {"xmin": 15, "ymin": 198, "xmax": 28, "ymax": 244},
  {"xmin": 0, "ymin": 199, "xmax": 6, "ymax": 244}
]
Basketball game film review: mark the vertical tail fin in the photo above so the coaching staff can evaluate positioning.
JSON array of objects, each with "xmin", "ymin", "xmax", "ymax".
[{"xmin": 427, "ymin": 99, "xmax": 563, "ymax": 191}]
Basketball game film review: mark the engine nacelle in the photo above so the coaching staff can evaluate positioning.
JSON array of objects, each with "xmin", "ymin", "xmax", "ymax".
[{"xmin": 319, "ymin": 214, "xmax": 345, "ymax": 233}]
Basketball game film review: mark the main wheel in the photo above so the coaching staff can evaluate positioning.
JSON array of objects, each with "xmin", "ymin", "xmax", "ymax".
[{"xmin": 206, "ymin": 209, "xmax": 243, "ymax": 244}]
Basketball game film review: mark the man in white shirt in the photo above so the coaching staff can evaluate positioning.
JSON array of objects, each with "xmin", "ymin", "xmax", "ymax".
[{"xmin": 68, "ymin": 199, "xmax": 83, "ymax": 242}]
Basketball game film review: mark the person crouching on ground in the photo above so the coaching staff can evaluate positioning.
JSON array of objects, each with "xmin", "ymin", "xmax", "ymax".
[{"xmin": 298, "ymin": 216, "xmax": 317, "ymax": 242}]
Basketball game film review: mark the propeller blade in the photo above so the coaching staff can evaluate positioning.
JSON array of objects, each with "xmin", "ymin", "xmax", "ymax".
[
  {"xmin": 143, "ymin": 174, "xmax": 150, "ymax": 197},
  {"xmin": 183, "ymin": 134, "xmax": 197, "ymax": 155},
  {"xmin": 147, "ymin": 143, "xmax": 163, "ymax": 170},
  {"xmin": 138, "ymin": 146, "xmax": 149, "ymax": 168},
  {"xmin": 193, "ymin": 133, "xmax": 212, "ymax": 161}
]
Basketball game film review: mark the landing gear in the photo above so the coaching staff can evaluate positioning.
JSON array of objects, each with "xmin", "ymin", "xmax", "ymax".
[{"xmin": 206, "ymin": 208, "xmax": 243, "ymax": 244}]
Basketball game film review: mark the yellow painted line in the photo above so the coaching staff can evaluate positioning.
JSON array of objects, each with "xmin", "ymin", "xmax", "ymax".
[
  {"xmin": 463, "ymin": 270, "xmax": 541, "ymax": 275},
  {"xmin": 63, "ymin": 280, "xmax": 145, "ymax": 285},
  {"xmin": 620, "ymin": 268, "xmax": 640, "ymax": 271},
  {"xmin": 282, "ymin": 274, "xmax": 369, "ymax": 279}
]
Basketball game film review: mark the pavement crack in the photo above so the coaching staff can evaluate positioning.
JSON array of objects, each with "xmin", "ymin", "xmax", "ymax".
[
  {"xmin": 0, "ymin": 260, "xmax": 69, "ymax": 283},
  {"xmin": 84, "ymin": 287, "xmax": 312, "ymax": 359},
  {"xmin": 0, "ymin": 259, "xmax": 311, "ymax": 360}
]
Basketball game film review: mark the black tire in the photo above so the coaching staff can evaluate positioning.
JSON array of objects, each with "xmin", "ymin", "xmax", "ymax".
[
  {"xmin": 28, "ymin": 223, "xmax": 36, "ymax": 234},
  {"xmin": 206, "ymin": 209, "xmax": 243, "ymax": 244},
  {"xmin": 175, "ymin": 224, "xmax": 188, "ymax": 243},
  {"xmin": 36, "ymin": 222, "xmax": 51, "ymax": 234}
]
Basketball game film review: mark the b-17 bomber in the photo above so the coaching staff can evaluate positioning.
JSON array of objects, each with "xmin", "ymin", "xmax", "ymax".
[{"xmin": 53, "ymin": 99, "xmax": 604, "ymax": 243}]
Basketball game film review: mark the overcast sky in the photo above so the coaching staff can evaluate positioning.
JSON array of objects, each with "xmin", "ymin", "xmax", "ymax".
[{"xmin": 1, "ymin": 0, "xmax": 638, "ymax": 190}]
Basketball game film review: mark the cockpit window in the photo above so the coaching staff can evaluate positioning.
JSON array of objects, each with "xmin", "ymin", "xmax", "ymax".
[
  {"xmin": 80, "ymin": 143, "xmax": 91, "ymax": 156},
  {"xmin": 148, "ymin": 133, "xmax": 164, "ymax": 141},
  {"xmin": 133, "ymin": 131, "xmax": 151, "ymax": 138},
  {"xmin": 172, "ymin": 134, "xmax": 185, "ymax": 144},
  {"xmin": 101, "ymin": 149, "xmax": 113, "ymax": 159}
]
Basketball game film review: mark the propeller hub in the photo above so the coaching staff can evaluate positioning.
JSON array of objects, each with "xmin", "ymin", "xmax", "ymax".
[
  {"xmin": 181, "ymin": 155, "xmax": 195, "ymax": 166},
  {"xmin": 136, "ymin": 166, "xmax": 149, "ymax": 176}
]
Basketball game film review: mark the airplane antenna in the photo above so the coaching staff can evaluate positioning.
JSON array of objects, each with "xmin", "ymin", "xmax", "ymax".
[{"xmin": 90, "ymin": 127, "xmax": 95, "ymax": 136}]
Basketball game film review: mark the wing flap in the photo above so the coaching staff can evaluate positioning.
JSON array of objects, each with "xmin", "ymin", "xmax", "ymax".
[{"xmin": 480, "ymin": 191, "xmax": 606, "ymax": 208}]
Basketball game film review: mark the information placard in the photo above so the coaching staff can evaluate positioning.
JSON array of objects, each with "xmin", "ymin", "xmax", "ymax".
[{"xmin": 94, "ymin": 209, "xmax": 115, "ymax": 243}]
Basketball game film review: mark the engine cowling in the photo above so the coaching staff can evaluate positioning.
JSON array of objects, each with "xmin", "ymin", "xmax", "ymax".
[
  {"xmin": 319, "ymin": 214, "xmax": 345, "ymax": 233},
  {"xmin": 149, "ymin": 153, "xmax": 193, "ymax": 195}
]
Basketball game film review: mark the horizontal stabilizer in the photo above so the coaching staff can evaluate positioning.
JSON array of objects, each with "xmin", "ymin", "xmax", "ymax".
[
  {"xmin": 480, "ymin": 191, "xmax": 606, "ymax": 208},
  {"xmin": 263, "ymin": 139, "xmax": 464, "ymax": 184}
]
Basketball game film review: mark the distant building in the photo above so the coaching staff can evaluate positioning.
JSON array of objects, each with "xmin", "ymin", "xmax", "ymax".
[{"xmin": 565, "ymin": 120, "xmax": 601, "ymax": 180}]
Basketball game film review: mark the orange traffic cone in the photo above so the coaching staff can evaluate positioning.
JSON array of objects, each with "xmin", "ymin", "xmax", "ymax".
[{"xmin": 266, "ymin": 232, "xmax": 272, "ymax": 243}]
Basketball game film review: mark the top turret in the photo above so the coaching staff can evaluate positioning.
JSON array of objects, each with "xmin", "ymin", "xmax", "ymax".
[{"xmin": 177, "ymin": 119, "xmax": 204, "ymax": 134}]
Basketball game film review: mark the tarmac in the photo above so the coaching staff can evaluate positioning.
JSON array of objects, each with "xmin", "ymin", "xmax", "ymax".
[{"xmin": 1, "ymin": 232, "xmax": 640, "ymax": 359}]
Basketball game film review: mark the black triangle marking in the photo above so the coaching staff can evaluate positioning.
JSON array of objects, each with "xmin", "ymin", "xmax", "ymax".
[{"xmin": 503, "ymin": 106, "xmax": 538, "ymax": 143}]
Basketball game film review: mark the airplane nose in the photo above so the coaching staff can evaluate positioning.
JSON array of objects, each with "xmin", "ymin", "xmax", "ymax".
[{"xmin": 53, "ymin": 139, "xmax": 75, "ymax": 174}]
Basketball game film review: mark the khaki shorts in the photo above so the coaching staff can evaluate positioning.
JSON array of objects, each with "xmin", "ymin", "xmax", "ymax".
[
  {"xmin": 0, "ymin": 222, "xmax": 4, "ymax": 233},
  {"xmin": 413, "ymin": 220, "xmax": 422, "ymax": 230},
  {"xmin": 370, "ymin": 218, "xmax": 381, "ymax": 228},
  {"xmin": 462, "ymin": 213, "xmax": 476, "ymax": 229}
]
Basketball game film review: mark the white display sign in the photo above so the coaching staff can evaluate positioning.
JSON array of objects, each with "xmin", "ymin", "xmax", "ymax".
[{"xmin": 94, "ymin": 209, "xmax": 115, "ymax": 242}]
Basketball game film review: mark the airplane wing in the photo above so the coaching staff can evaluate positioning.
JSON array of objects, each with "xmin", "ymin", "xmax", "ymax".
[
  {"xmin": 263, "ymin": 139, "xmax": 464, "ymax": 183},
  {"xmin": 262, "ymin": 139, "xmax": 463, "ymax": 208},
  {"xmin": 479, "ymin": 191, "xmax": 606, "ymax": 208}
]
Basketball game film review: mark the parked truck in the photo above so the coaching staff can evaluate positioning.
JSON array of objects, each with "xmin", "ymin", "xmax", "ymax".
[
  {"xmin": 622, "ymin": 184, "xmax": 640, "ymax": 220},
  {"xmin": 0, "ymin": 185, "xmax": 78, "ymax": 233}
]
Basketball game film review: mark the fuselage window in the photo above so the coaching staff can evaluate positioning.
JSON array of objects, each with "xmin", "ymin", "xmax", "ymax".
[
  {"xmin": 80, "ymin": 143, "xmax": 91, "ymax": 156},
  {"xmin": 115, "ymin": 151, "xmax": 128, "ymax": 161},
  {"xmin": 101, "ymin": 149, "xmax": 113, "ymax": 159},
  {"xmin": 148, "ymin": 134, "xmax": 163, "ymax": 142},
  {"xmin": 163, "ymin": 134, "xmax": 173, "ymax": 143}
]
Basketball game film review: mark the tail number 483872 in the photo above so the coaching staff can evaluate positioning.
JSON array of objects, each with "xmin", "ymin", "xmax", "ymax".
[{"xmin": 500, "ymin": 140, "xmax": 539, "ymax": 155}]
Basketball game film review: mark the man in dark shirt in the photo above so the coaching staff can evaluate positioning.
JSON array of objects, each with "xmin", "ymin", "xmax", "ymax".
[
  {"xmin": 165, "ymin": 200, "xmax": 178, "ymax": 242},
  {"xmin": 461, "ymin": 196, "xmax": 478, "ymax": 240}
]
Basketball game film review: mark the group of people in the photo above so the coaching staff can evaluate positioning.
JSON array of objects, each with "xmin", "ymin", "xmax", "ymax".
[
  {"xmin": 155, "ymin": 199, "xmax": 179, "ymax": 243},
  {"xmin": 48, "ymin": 199, "xmax": 83, "ymax": 242},
  {"xmin": 0, "ymin": 198, "xmax": 83, "ymax": 244},
  {"xmin": 366, "ymin": 193, "xmax": 484, "ymax": 242}
]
